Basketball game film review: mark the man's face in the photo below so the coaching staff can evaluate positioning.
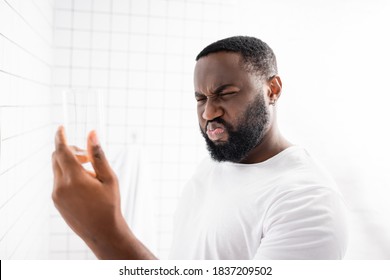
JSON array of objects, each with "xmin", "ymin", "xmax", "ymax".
[{"xmin": 194, "ymin": 52, "xmax": 271, "ymax": 163}]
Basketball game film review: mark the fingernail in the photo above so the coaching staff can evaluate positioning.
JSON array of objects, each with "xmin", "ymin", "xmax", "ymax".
[{"xmin": 91, "ymin": 131, "xmax": 100, "ymax": 146}]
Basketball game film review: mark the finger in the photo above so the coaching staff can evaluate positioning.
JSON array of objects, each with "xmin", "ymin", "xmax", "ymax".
[
  {"xmin": 55, "ymin": 125, "xmax": 68, "ymax": 149},
  {"xmin": 51, "ymin": 151, "xmax": 63, "ymax": 180},
  {"xmin": 87, "ymin": 130, "xmax": 114, "ymax": 183},
  {"xmin": 54, "ymin": 126, "xmax": 82, "ymax": 173}
]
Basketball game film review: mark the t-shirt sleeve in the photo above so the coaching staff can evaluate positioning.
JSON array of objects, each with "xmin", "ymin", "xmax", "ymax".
[{"xmin": 254, "ymin": 185, "xmax": 349, "ymax": 260}]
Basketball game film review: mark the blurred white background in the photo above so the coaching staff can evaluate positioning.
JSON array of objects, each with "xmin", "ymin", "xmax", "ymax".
[{"xmin": 0, "ymin": 0, "xmax": 389, "ymax": 259}]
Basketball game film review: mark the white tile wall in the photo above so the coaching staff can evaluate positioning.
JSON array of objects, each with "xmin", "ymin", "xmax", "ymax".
[{"xmin": 0, "ymin": 0, "xmax": 53, "ymax": 259}]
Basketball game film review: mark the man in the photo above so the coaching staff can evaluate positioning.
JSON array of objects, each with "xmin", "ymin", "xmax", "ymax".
[{"xmin": 52, "ymin": 36, "xmax": 348, "ymax": 259}]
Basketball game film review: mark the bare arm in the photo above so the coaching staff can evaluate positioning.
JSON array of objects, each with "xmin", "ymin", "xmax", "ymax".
[{"xmin": 52, "ymin": 126, "xmax": 157, "ymax": 259}]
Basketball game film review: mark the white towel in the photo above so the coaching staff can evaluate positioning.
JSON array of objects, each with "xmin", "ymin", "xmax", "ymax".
[{"xmin": 108, "ymin": 145, "xmax": 157, "ymax": 253}]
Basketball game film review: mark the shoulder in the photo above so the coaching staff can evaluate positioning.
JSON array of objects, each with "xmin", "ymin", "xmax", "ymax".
[
  {"xmin": 265, "ymin": 147, "xmax": 345, "ymax": 222},
  {"xmin": 270, "ymin": 146, "xmax": 340, "ymax": 192},
  {"xmin": 256, "ymin": 184, "xmax": 348, "ymax": 259},
  {"xmin": 258, "ymin": 176, "xmax": 348, "ymax": 259}
]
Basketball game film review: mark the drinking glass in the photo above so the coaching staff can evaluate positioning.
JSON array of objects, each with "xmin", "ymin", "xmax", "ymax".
[{"xmin": 62, "ymin": 88, "xmax": 106, "ymax": 168}]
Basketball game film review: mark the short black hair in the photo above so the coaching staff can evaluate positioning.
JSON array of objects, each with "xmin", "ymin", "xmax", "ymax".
[{"xmin": 196, "ymin": 36, "xmax": 278, "ymax": 79}]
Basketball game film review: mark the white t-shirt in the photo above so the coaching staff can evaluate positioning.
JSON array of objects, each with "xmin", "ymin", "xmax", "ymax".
[{"xmin": 169, "ymin": 146, "xmax": 348, "ymax": 259}]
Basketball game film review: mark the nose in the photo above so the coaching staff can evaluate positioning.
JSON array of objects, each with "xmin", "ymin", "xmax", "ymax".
[{"xmin": 201, "ymin": 99, "xmax": 224, "ymax": 120}]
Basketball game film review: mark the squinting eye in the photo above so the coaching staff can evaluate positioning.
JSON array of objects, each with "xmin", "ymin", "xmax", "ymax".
[
  {"xmin": 196, "ymin": 98, "xmax": 207, "ymax": 104},
  {"xmin": 220, "ymin": 92, "xmax": 237, "ymax": 97},
  {"xmin": 196, "ymin": 96, "xmax": 207, "ymax": 102}
]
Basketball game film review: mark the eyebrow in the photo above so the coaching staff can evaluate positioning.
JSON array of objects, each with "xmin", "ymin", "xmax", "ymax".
[{"xmin": 194, "ymin": 84, "xmax": 237, "ymax": 97}]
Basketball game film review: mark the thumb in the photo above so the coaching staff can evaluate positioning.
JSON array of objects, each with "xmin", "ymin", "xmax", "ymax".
[{"xmin": 87, "ymin": 130, "xmax": 114, "ymax": 183}]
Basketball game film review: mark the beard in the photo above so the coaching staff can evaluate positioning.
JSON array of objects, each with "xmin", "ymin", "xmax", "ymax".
[{"xmin": 200, "ymin": 92, "xmax": 270, "ymax": 163}]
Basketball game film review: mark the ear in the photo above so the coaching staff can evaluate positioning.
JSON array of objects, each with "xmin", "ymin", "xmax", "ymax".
[{"xmin": 268, "ymin": 75, "xmax": 282, "ymax": 105}]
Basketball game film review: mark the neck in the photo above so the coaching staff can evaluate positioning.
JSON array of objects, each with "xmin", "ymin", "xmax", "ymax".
[{"xmin": 239, "ymin": 123, "xmax": 292, "ymax": 164}]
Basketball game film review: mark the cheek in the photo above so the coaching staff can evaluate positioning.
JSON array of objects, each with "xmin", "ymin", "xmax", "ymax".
[
  {"xmin": 222, "ymin": 105, "xmax": 240, "ymax": 124},
  {"xmin": 228, "ymin": 108, "xmax": 253, "ymax": 130}
]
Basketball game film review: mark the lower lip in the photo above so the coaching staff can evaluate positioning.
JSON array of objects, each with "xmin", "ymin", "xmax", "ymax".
[{"xmin": 207, "ymin": 128, "xmax": 226, "ymax": 141}]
